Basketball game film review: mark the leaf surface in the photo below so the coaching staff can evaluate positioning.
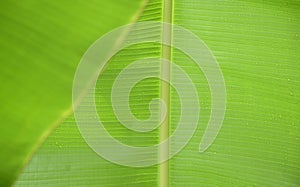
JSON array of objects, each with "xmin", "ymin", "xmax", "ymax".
[
  {"xmin": 7, "ymin": 0, "xmax": 300, "ymax": 186},
  {"xmin": 0, "ymin": 0, "xmax": 143, "ymax": 186}
]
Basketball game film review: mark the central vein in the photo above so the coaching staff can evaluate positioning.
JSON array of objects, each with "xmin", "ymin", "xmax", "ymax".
[{"xmin": 159, "ymin": 0, "xmax": 173, "ymax": 186}]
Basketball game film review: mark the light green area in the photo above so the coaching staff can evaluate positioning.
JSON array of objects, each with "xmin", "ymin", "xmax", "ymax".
[
  {"xmin": 170, "ymin": 0, "xmax": 300, "ymax": 185},
  {"xmin": 1, "ymin": 0, "xmax": 299, "ymax": 186},
  {"xmin": 0, "ymin": 0, "xmax": 143, "ymax": 186}
]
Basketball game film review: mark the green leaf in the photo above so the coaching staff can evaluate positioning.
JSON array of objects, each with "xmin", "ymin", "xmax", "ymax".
[
  {"xmin": 0, "ymin": 0, "xmax": 143, "ymax": 186},
  {"xmin": 3, "ymin": 0, "xmax": 300, "ymax": 186}
]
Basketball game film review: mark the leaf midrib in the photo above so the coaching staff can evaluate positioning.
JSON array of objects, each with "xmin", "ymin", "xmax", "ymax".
[{"xmin": 159, "ymin": 0, "xmax": 173, "ymax": 186}]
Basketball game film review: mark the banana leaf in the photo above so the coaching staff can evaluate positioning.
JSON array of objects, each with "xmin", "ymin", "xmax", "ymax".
[{"xmin": 0, "ymin": 0, "xmax": 299, "ymax": 186}]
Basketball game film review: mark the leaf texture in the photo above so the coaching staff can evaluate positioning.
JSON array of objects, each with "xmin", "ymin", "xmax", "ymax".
[
  {"xmin": 9, "ymin": 0, "xmax": 300, "ymax": 186},
  {"xmin": 0, "ymin": 0, "xmax": 143, "ymax": 186}
]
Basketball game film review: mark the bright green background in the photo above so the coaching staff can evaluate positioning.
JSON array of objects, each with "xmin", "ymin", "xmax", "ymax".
[{"xmin": 0, "ymin": 0, "xmax": 299, "ymax": 186}]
